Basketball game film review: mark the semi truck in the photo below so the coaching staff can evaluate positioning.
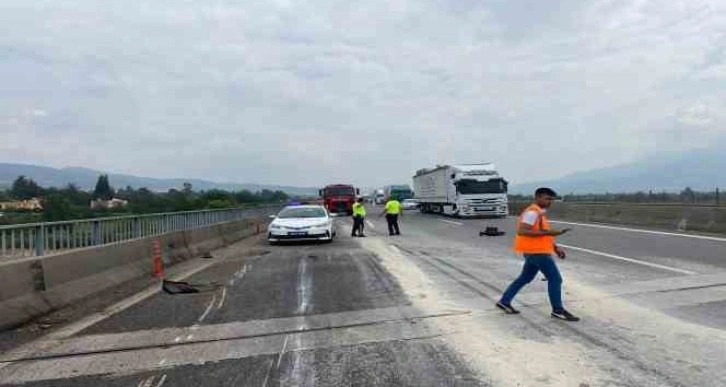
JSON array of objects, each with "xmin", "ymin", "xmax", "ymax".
[
  {"xmin": 372, "ymin": 189, "xmax": 385, "ymax": 204},
  {"xmin": 383, "ymin": 185, "xmax": 414, "ymax": 201},
  {"xmin": 319, "ymin": 184, "xmax": 359, "ymax": 215},
  {"xmin": 412, "ymin": 163, "xmax": 508, "ymax": 217}
]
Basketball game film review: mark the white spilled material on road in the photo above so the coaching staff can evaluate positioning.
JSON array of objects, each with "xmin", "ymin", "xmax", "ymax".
[
  {"xmin": 438, "ymin": 219, "xmax": 464, "ymax": 226},
  {"xmin": 550, "ymin": 220, "xmax": 726, "ymax": 242},
  {"xmin": 365, "ymin": 220, "xmax": 375, "ymax": 229},
  {"xmin": 361, "ymin": 239, "xmax": 603, "ymax": 387},
  {"xmin": 564, "ymin": 273, "xmax": 726, "ymax": 384},
  {"xmin": 363, "ymin": 238, "xmax": 726, "ymax": 386},
  {"xmin": 558, "ymin": 243, "xmax": 696, "ymax": 275}
]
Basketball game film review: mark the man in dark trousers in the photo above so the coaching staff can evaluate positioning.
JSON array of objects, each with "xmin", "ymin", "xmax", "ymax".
[
  {"xmin": 381, "ymin": 196, "xmax": 402, "ymax": 236},
  {"xmin": 351, "ymin": 198, "xmax": 367, "ymax": 237},
  {"xmin": 497, "ymin": 187, "xmax": 579, "ymax": 321}
]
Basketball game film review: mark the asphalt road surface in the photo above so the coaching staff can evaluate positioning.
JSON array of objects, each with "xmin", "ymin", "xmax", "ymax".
[{"xmin": 1, "ymin": 207, "xmax": 725, "ymax": 386}]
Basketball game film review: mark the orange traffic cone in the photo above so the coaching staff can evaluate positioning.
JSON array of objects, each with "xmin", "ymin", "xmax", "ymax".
[{"xmin": 152, "ymin": 240, "xmax": 164, "ymax": 279}]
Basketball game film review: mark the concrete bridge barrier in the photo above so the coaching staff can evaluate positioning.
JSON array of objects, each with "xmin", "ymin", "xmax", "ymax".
[{"xmin": 0, "ymin": 208, "xmax": 275, "ymax": 329}]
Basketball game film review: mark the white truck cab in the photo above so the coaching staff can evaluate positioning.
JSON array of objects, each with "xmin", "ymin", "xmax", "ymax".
[{"xmin": 413, "ymin": 163, "xmax": 508, "ymax": 217}]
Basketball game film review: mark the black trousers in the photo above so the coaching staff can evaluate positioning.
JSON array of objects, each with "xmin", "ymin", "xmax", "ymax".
[
  {"xmin": 385, "ymin": 214, "xmax": 400, "ymax": 235},
  {"xmin": 352, "ymin": 215, "xmax": 365, "ymax": 236}
]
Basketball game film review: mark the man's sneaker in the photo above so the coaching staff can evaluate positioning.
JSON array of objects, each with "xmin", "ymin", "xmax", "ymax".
[
  {"xmin": 551, "ymin": 309, "xmax": 580, "ymax": 321},
  {"xmin": 496, "ymin": 302, "xmax": 520, "ymax": 314}
]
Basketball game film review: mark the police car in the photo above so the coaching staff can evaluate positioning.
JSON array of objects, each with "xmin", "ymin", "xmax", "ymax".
[{"xmin": 268, "ymin": 205, "xmax": 337, "ymax": 244}]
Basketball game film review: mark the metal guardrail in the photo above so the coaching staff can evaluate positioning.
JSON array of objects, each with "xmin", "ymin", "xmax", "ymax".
[{"xmin": 0, "ymin": 207, "xmax": 274, "ymax": 260}]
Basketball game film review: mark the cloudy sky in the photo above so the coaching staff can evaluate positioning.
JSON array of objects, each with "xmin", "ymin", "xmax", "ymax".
[{"xmin": 2, "ymin": 0, "xmax": 726, "ymax": 188}]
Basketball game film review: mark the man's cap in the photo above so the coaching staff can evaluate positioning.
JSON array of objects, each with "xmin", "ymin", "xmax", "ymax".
[{"xmin": 534, "ymin": 187, "xmax": 560, "ymax": 198}]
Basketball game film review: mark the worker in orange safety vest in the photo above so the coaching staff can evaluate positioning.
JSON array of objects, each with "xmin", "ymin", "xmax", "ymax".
[{"xmin": 497, "ymin": 187, "xmax": 580, "ymax": 321}]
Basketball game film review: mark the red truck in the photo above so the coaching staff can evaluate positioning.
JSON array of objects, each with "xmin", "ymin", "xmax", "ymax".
[{"xmin": 319, "ymin": 184, "xmax": 359, "ymax": 215}]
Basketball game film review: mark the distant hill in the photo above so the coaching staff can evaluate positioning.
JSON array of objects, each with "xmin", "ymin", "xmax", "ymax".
[
  {"xmin": 0, "ymin": 163, "xmax": 319, "ymax": 196},
  {"xmin": 511, "ymin": 145, "xmax": 726, "ymax": 194}
]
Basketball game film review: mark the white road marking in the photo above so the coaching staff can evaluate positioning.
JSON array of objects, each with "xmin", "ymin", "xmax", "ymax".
[
  {"xmin": 289, "ymin": 335, "xmax": 308, "ymax": 385},
  {"xmin": 558, "ymin": 243, "xmax": 697, "ymax": 275},
  {"xmin": 438, "ymin": 219, "xmax": 464, "ymax": 226},
  {"xmin": 296, "ymin": 258, "xmax": 312, "ymax": 315},
  {"xmin": 366, "ymin": 220, "xmax": 375, "ymax": 229},
  {"xmin": 261, "ymin": 358, "xmax": 275, "ymax": 387},
  {"xmin": 158, "ymin": 359, "xmax": 167, "ymax": 366},
  {"xmin": 550, "ymin": 220, "xmax": 726, "ymax": 242},
  {"xmin": 276, "ymin": 335, "xmax": 290, "ymax": 369},
  {"xmin": 217, "ymin": 287, "xmax": 227, "ymax": 309},
  {"xmin": 154, "ymin": 374, "xmax": 168, "ymax": 387},
  {"xmin": 138, "ymin": 376, "xmax": 155, "ymax": 387},
  {"xmin": 197, "ymin": 295, "xmax": 217, "ymax": 322},
  {"xmin": 186, "ymin": 334, "xmax": 194, "ymax": 341},
  {"xmin": 228, "ymin": 264, "xmax": 248, "ymax": 286},
  {"xmin": 174, "ymin": 337, "xmax": 181, "ymax": 343}
]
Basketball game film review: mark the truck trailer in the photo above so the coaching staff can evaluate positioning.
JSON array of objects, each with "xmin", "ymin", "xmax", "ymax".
[{"xmin": 412, "ymin": 163, "xmax": 508, "ymax": 217}]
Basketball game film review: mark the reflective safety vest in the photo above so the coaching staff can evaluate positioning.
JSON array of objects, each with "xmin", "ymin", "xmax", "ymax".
[
  {"xmin": 352, "ymin": 202, "xmax": 366, "ymax": 217},
  {"xmin": 385, "ymin": 200, "xmax": 401, "ymax": 214},
  {"xmin": 513, "ymin": 204, "xmax": 555, "ymax": 254}
]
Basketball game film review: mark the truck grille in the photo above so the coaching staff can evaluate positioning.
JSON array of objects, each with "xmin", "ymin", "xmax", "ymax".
[{"xmin": 465, "ymin": 198, "xmax": 503, "ymax": 205}]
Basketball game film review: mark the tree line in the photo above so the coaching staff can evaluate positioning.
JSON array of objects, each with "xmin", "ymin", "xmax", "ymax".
[{"xmin": 0, "ymin": 175, "xmax": 289, "ymax": 224}]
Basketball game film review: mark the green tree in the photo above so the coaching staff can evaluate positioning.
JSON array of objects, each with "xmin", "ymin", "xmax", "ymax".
[
  {"xmin": 41, "ymin": 193, "xmax": 73, "ymax": 221},
  {"xmin": 207, "ymin": 199, "xmax": 236, "ymax": 209},
  {"xmin": 64, "ymin": 184, "xmax": 93, "ymax": 207},
  {"xmin": 10, "ymin": 176, "xmax": 43, "ymax": 199},
  {"xmin": 233, "ymin": 190, "xmax": 258, "ymax": 204},
  {"xmin": 93, "ymin": 175, "xmax": 114, "ymax": 200}
]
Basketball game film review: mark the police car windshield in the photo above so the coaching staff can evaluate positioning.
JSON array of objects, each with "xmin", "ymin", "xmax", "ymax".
[
  {"xmin": 456, "ymin": 178, "xmax": 508, "ymax": 194},
  {"xmin": 277, "ymin": 207, "xmax": 327, "ymax": 219}
]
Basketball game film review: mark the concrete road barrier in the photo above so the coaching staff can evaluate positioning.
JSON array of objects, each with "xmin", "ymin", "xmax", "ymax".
[
  {"xmin": 509, "ymin": 202, "xmax": 726, "ymax": 234},
  {"xmin": 0, "ymin": 217, "xmax": 269, "ymax": 330}
]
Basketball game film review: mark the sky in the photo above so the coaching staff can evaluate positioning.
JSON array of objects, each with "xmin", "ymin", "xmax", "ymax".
[{"xmin": 2, "ymin": 0, "xmax": 726, "ymax": 188}]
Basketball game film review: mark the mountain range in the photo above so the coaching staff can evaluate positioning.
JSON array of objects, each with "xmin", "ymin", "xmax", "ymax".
[
  {"xmin": 0, "ymin": 164, "xmax": 319, "ymax": 196},
  {"xmin": 2, "ymin": 143, "xmax": 724, "ymax": 197},
  {"xmin": 510, "ymin": 144, "xmax": 726, "ymax": 194}
]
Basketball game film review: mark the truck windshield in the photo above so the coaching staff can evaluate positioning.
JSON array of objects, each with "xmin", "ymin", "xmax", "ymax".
[
  {"xmin": 324, "ymin": 187, "xmax": 355, "ymax": 196},
  {"xmin": 455, "ymin": 178, "xmax": 508, "ymax": 194},
  {"xmin": 391, "ymin": 190, "xmax": 413, "ymax": 200}
]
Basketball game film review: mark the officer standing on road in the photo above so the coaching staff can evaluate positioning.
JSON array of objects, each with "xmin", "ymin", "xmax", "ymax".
[
  {"xmin": 497, "ymin": 187, "xmax": 580, "ymax": 321},
  {"xmin": 351, "ymin": 198, "xmax": 367, "ymax": 237},
  {"xmin": 381, "ymin": 196, "xmax": 402, "ymax": 236}
]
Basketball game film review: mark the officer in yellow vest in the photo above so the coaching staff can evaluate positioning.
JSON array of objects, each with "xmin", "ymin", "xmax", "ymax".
[
  {"xmin": 351, "ymin": 198, "xmax": 367, "ymax": 237},
  {"xmin": 497, "ymin": 187, "xmax": 579, "ymax": 321},
  {"xmin": 381, "ymin": 196, "xmax": 402, "ymax": 236}
]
